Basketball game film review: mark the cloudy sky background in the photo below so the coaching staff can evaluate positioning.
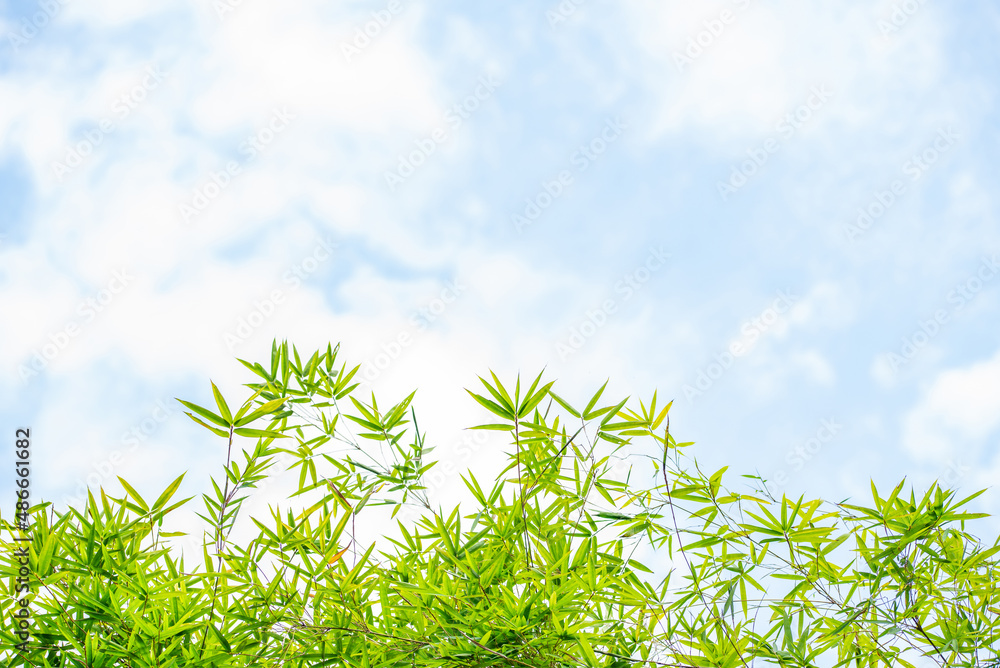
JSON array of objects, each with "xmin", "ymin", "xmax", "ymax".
[{"xmin": 2, "ymin": 0, "xmax": 1000, "ymax": 553}]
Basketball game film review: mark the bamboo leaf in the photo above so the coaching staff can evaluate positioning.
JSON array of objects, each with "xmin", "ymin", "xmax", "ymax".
[
  {"xmin": 466, "ymin": 389, "xmax": 515, "ymax": 420},
  {"xmin": 151, "ymin": 473, "xmax": 186, "ymax": 513},
  {"xmin": 211, "ymin": 381, "xmax": 233, "ymax": 423},
  {"xmin": 177, "ymin": 399, "xmax": 230, "ymax": 429},
  {"xmin": 117, "ymin": 476, "xmax": 149, "ymax": 513}
]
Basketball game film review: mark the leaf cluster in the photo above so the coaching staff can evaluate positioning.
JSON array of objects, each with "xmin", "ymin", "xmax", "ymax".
[{"xmin": 3, "ymin": 341, "xmax": 998, "ymax": 668}]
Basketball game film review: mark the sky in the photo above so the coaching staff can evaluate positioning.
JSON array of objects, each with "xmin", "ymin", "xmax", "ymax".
[{"xmin": 1, "ymin": 0, "xmax": 1000, "ymax": 556}]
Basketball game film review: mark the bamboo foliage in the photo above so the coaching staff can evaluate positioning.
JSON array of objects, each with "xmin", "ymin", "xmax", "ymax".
[{"xmin": 2, "ymin": 340, "xmax": 998, "ymax": 667}]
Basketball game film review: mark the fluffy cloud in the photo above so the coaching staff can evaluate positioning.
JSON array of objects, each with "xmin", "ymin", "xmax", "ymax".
[{"xmin": 901, "ymin": 347, "xmax": 1000, "ymax": 462}]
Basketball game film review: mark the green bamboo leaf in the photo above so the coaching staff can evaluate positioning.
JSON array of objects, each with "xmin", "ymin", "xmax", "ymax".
[
  {"xmin": 233, "ymin": 396, "xmax": 287, "ymax": 426},
  {"xmin": 345, "ymin": 414, "xmax": 381, "ymax": 432},
  {"xmin": 465, "ymin": 389, "xmax": 515, "ymax": 420},
  {"xmin": 208, "ymin": 624, "xmax": 232, "ymax": 651},
  {"xmin": 518, "ymin": 380, "xmax": 556, "ymax": 418},
  {"xmin": 210, "ymin": 380, "xmax": 233, "ymax": 423},
  {"xmin": 117, "ymin": 476, "xmax": 149, "ymax": 513},
  {"xmin": 183, "ymin": 412, "xmax": 230, "ymax": 438},
  {"xmin": 233, "ymin": 427, "xmax": 287, "ymax": 439},
  {"xmin": 330, "ymin": 507, "xmax": 351, "ymax": 542},
  {"xmin": 232, "ymin": 388, "xmax": 264, "ymax": 421},
  {"xmin": 151, "ymin": 473, "xmax": 186, "ymax": 513},
  {"xmin": 582, "ymin": 379, "xmax": 609, "ymax": 419},
  {"xmin": 652, "ymin": 400, "xmax": 673, "ymax": 429},
  {"xmin": 350, "ymin": 396, "xmax": 380, "ymax": 424},
  {"xmin": 237, "ymin": 357, "xmax": 271, "ymax": 381},
  {"xmin": 600, "ymin": 398, "xmax": 630, "ymax": 428},
  {"xmin": 548, "ymin": 390, "xmax": 581, "ymax": 418},
  {"xmin": 176, "ymin": 399, "xmax": 230, "ymax": 429},
  {"xmin": 517, "ymin": 369, "xmax": 546, "ymax": 412},
  {"xmin": 578, "ymin": 635, "xmax": 599, "ymax": 666},
  {"xmin": 477, "ymin": 373, "xmax": 515, "ymax": 414},
  {"xmin": 709, "ymin": 466, "xmax": 728, "ymax": 498}
]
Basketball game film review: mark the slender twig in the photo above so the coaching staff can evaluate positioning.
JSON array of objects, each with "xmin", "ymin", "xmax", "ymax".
[
  {"xmin": 659, "ymin": 418, "xmax": 751, "ymax": 668},
  {"xmin": 514, "ymin": 420, "xmax": 532, "ymax": 568},
  {"xmin": 199, "ymin": 425, "xmax": 236, "ymax": 655}
]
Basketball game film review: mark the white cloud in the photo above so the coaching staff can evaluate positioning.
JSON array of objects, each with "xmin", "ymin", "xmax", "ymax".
[
  {"xmin": 901, "ymin": 348, "xmax": 1000, "ymax": 462},
  {"xmin": 622, "ymin": 1, "xmax": 953, "ymax": 147},
  {"xmin": 739, "ymin": 347, "xmax": 836, "ymax": 402},
  {"xmin": 786, "ymin": 281, "xmax": 857, "ymax": 331},
  {"xmin": 789, "ymin": 349, "xmax": 836, "ymax": 385},
  {"xmin": 870, "ymin": 354, "xmax": 898, "ymax": 388},
  {"xmin": 0, "ymin": 0, "xmax": 471, "ymax": 386}
]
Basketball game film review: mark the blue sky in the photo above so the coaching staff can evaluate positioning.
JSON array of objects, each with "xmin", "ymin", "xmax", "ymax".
[{"xmin": 2, "ymin": 0, "xmax": 999, "ymax": 550}]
